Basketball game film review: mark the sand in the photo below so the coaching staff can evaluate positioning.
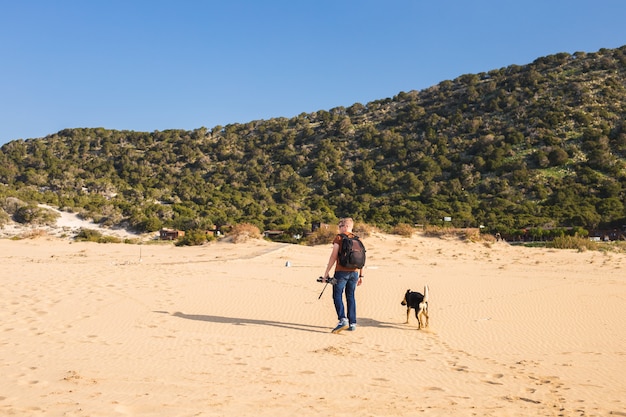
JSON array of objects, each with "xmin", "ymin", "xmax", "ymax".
[{"xmin": 1, "ymin": 230, "xmax": 625, "ymax": 416}]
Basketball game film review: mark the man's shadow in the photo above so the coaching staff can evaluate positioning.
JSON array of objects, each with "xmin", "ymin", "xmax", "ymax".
[{"xmin": 156, "ymin": 311, "xmax": 404, "ymax": 334}]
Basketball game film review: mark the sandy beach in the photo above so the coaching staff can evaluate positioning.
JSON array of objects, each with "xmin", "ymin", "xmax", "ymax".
[{"xmin": 1, "ymin": 231, "xmax": 625, "ymax": 416}]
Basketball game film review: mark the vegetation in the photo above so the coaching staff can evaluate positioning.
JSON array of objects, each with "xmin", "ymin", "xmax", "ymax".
[
  {"xmin": 306, "ymin": 226, "xmax": 338, "ymax": 245},
  {"xmin": 75, "ymin": 228, "xmax": 122, "ymax": 243},
  {"xmin": 546, "ymin": 235, "xmax": 598, "ymax": 252},
  {"xmin": 228, "ymin": 223, "xmax": 262, "ymax": 243},
  {"xmin": 175, "ymin": 229, "xmax": 215, "ymax": 246},
  {"xmin": 422, "ymin": 226, "xmax": 485, "ymax": 242},
  {"xmin": 1, "ymin": 46, "xmax": 625, "ymax": 240},
  {"xmin": 391, "ymin": 223, "xmax": 415, "ymax": 238}
]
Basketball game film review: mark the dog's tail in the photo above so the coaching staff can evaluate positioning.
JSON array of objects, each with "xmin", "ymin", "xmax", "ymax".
[{"xmin": 423, "ymin": 285, "xmax": 429, "ymax": 303}]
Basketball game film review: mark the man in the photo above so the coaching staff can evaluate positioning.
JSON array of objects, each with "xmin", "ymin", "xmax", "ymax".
[{"xmin": 322, "ymin": 217, "xmax": 364, "ymax": 333}]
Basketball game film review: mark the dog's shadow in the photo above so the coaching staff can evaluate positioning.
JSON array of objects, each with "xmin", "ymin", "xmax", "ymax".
[
  {"xmin": 155, "ymin": 311, "xmax": 407, "ymax": 334},
  {"xmin": 357, "ymin": 317, "xmax": 409, "ymax": 330}
]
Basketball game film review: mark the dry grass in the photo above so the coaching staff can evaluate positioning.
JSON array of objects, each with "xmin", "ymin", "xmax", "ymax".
[
  {"xmin": 353, "ymin": 222, "xmax": 377, "ymax": 238},
  {"xmin": 13, "ymin": 229, "xmax": 49, "ymax": 240},
  {"xmin": 228, "ymin": 223, "xmax": 262, "ymax": 243},
  {"xmin": 306, "ymin": 226, "xmax": 336, "ymax": 245},
  {"xmin": 421, "ymin": 226, "xmax": 493, "ymax": 243},
  {"xmin": 306, "ymin": 222, "xmax": 378, "ymax": 245},
  {"xmin": 391, "ymin": 223, "xmax": 415, "ymax": 237},
  {"xmin": 547, "ymin": 235, "xmax": 598, "ymax": 252}
]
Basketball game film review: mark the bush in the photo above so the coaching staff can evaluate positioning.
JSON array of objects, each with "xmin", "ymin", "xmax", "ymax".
[
  {"xmin": 462, "ymin": 228, "xmax": 485, "ymax": 242},
  {"xmin": 0, "ymin": 209, "xmax": 9, "ymax": 227},
  {"xmin": 229, "ymin": 223, "xmax": 261, "ymax": 243},
  {"xmin": 306, "ymin": 226, "xmax": 336, "ymax": 245},
  {"xmin": 13, "ymin": 205, "xmax": 59, "ymax": 225},
  {"xmin": 423, "ymin": 226, "xmax": 485, "ymax": 242},
  {"xmin": 99, "ymin": 235, "xmax": 123, "ymax": 243},
  {"xmin": 306, "ymin": 222, "xmax": 377, "ymax": 245},
  {"xmin": 74, "ymin": 228, "xmax": 121, "ymax": 243},
  {"xmin": 353, "ymin": 222, "xmax": 376, "ymax": 238},
  {"xmin": 547, "ymin": 235, "xmax": 599, "ymax": 252},
  {"xmin": 75, "ymin": 228, "xmax": 103, "ymax": 242},
  {"xmin": 391, "ymin": 223, "xmax": 414, "ymax": 237},
  {"xmin": 1, "ymin": 197, "xmax": 25, "ymax": 215},
  {"xmin": 423, "ymin": 226, "xmax": 458, "ymax": 238},
  {"xmin": 176, "ymin": 229, "xmax": 214, "ymax": 246},
  {"xmin": 139, "ymin": 216, "xmax": 163, "ymax": 233}
]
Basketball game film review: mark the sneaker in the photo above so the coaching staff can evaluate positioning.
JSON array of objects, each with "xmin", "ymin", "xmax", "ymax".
[
  {"xmin": 331, "ymin": 319, "xmax": 349, "ymax": 334},
  {"xmin": 348, "ymin": 324, "xmax": 357, "ymax": 331}
]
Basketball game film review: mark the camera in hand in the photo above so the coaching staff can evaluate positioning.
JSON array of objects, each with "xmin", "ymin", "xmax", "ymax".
[{"xmin": 317, "ymin": 276, "xmax": 335, "ymax": 284}]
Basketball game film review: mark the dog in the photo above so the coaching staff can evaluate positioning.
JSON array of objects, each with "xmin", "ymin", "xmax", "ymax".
[{"xmin": 401, "ymin": 285, "xmax": 429, "ymax": 329}]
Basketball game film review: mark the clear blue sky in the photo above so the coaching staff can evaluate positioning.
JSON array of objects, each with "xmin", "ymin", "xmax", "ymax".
[{"xmin": 1, "ymin": 0, "xmax": 625, "ymax": 145}]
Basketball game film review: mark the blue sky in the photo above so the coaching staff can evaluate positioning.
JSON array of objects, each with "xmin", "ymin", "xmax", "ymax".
[{"xmin": 1, "ymin": 1, "xmax": 625, "ymax": 145}]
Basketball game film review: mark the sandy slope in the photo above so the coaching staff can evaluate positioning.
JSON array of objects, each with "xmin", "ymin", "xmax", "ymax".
[
  {"xmin": 0, "ymin": 205, "xmax": 144, "ymax": 240},
  {"xmin": 0, "ymin": 233, "xmax": 624, "ymax": 416}
]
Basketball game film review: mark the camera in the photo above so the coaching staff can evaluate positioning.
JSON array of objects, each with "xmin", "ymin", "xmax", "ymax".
[{"xmin": 317, "ymin": 276, "xmax": 335, "ymax": 284}]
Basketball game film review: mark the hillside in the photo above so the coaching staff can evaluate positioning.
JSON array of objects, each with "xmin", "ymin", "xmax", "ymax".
[{"xmin": 1, "ymin": 45, "xmax": 625, "ymax": 239}]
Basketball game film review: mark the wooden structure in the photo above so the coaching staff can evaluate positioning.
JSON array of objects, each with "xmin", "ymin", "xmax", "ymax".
[{"xmin": 159, "ymin": 229, "xmax": 185, "ymax": 240}]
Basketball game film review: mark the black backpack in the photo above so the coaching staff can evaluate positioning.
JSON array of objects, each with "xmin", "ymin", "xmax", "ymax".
[{"xmin": 338, "ymin": 233, "xmax": 366, "ymax": 269}]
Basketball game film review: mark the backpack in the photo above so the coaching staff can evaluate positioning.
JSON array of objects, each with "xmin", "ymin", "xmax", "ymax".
[{"xmin": 338, "ymin": 233, "xmax": 366, "ymax": 269}]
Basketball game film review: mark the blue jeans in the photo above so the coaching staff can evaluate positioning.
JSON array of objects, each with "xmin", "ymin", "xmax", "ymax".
[{"xmin": 332, "ymin": 271, "xmax": 359, "ymax": 324}]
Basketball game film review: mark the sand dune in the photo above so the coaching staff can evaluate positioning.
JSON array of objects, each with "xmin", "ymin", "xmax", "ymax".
[{"xmin": 1, "ymin": 233, "xmax": 624, "ymax": 416}]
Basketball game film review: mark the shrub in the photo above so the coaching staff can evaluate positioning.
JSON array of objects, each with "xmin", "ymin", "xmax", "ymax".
[
  {"xmin": 423, "ymin": 226, "xmax": 457, "ymax": 238},
  {"xmin": 99, "ymin": 235, "xmax": 122, "ymax": 243},
  {"xmin": 462, "ymin": 228, "xmax": 485, "ymax": 242},
  {"xmin": 423, "ymin": 226, "xmax": 485, "ymax": 242},
  {"xmin": 0, "ymin": 209, "xmax": 9, "ymax": 227},
  {"xmin": 306, "ymin": 222, "xmax": 377, "ymax": 245},
  {"xmin": 391, "ymin": 223, "xmax": 414, "ymax": 237},
  {"xmin": 306, "ymin": 226, "xmax": 336, "ymax": 245},
  {"xmin": 353, "ymin": 222, "xmax": 377, "ymax": 238},
  {"xmin": 13, "ymin": 205, "xmax": 59, "ymax": 225},
  {"xmin": 547, "ymin": 235, "xmax": 599, "ymax": 252},
  {"xmin": 176, "ymin": 229, "xmax": 214, "ymax": 246},
  {"xmin": 1, "ymin": 197, "xmax": 25, "ymax": 215},
  {"xmin": 75, "ymin": 228, "xmax": 103, "ymax": 242},
  {"xmin": 229, "ymin": 223, "xmax": 261, "ymax": 243},
  {"xmin": 139, "ymin": 216, "xmax": 163, "ymax": 233},
  {"xmin": 74, "ymin": 228, "xmax": 121, "ymax": 243}
]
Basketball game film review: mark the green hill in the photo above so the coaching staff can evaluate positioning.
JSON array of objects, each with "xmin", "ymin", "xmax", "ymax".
[{"xmin": 1, "ymin": 45, "xmax": 625, "ymax": 239}]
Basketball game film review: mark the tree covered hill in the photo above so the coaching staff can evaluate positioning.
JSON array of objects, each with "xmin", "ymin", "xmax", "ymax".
[{"xmin": 1, "ymin": 45, "xmax": 625, "ymax": 238}]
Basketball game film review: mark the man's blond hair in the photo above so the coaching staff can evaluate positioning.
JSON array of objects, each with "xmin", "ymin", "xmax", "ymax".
[{"xmin": 338, "ymin": 218, "xmax": 354, "ymax": 227}]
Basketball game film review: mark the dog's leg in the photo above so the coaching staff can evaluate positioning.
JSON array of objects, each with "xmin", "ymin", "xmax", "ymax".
[
  {"xmin": 419, "ymin": 302, "xmax": 429, "ymax": 329},
  {"xmin": 405, "ymin": 307, "xmax": 410, "ymax": 324},
  {"xmin": 420, "ymin": 285, "xmax": 430, "ymax": 329},
  {"xmin": 415, "ymin": 307, "xmax": 422, "ymax": 329}
]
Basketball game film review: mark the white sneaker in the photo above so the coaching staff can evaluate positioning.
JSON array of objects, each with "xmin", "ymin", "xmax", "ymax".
[{"xmin": 331, "ymin": 319, "xmax": 349, "ymax": 333}]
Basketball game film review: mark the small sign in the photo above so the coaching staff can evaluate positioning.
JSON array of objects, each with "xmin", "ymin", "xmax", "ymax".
[{"xmin": 443, "ymin": 217, "xmax": 452, "ymax": 222}]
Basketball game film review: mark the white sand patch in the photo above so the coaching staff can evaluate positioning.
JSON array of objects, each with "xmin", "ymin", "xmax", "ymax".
[{"xmin": 0, "ymin": 204, "xmax": 145, "ymax": 240}]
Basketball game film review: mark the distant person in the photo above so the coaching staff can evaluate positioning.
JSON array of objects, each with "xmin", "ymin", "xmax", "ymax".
[{"xmin": 322, "ymin": 218, "xmax": 364, "ymax": 333}]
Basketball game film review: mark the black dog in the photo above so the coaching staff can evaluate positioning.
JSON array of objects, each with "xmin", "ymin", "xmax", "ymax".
[{"xmin": 401, "ymin": 286, "xmax": 429, "ymax": 329}]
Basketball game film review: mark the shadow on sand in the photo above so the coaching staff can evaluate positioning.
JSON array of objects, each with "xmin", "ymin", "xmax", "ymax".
[{"xmin": 155, "ymin": 311, "xmax": 407, "ymax": 334}]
